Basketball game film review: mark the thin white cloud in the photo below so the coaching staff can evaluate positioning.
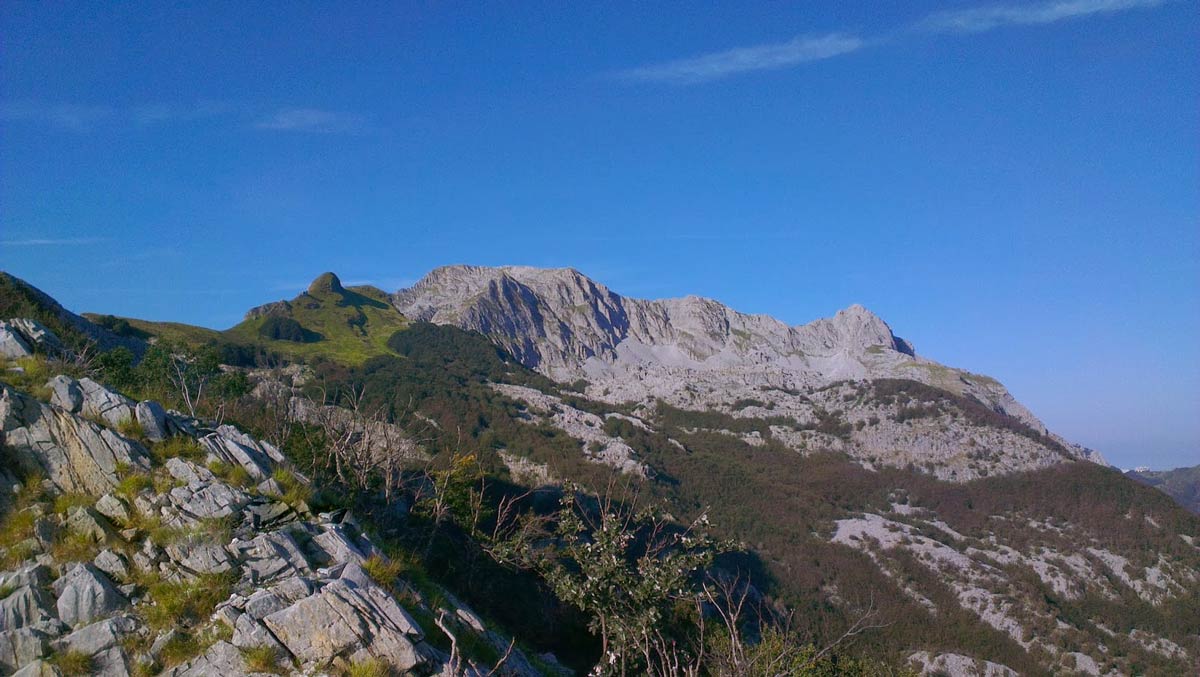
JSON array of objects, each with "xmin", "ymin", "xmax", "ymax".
[
  {"xmin": 0, "ymin": 237, "xmax": 110, "ymax": 246},
  {"xmin": 616, "ymin": 33, "xmax": 864, "ymax": 85},
  {"xmin": 919, "ymin": 0, "xmax": 1169, "ymax": 33},
  {"xmin": 0, "ymin": 103, "xmax": 115, "ymax": 132},
  {"xmin": 0, "ymin": 101, "xmax": 376, "ymax": 134},
  {"xmin": 255, "ymin": 108, "xmax": 370, "ymax": 134}
]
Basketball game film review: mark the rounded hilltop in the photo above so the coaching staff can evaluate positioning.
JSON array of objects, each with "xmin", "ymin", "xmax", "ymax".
[{"xmin": 307, "ymin": 272, "xmax": 346, "ymax": 296}]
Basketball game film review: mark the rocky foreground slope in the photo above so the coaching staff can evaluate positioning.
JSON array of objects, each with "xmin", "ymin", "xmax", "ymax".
[{"xmin": 0, "ymin": 372, "xmax": 560, "ymax": 676}]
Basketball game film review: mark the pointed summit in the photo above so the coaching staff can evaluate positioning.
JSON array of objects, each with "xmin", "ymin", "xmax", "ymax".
[{"xmin": 308, "ymin": 272, "xmax": 345, "ymax": 296}]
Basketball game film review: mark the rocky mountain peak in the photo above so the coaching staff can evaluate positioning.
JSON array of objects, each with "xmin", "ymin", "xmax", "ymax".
[{"xmin": 827, "ymin": 303, "xmax": 911, "ymax": 355}]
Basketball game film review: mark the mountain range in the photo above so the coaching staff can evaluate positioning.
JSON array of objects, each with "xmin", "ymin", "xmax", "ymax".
[{"xmin": 2, "ymin": 266, "xmax": 1198, "ymax": 676}]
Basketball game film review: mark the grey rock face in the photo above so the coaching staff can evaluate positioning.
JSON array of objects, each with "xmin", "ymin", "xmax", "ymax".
[
  {"xmin": 92, "ymin": 550, "xmax": 130, "ymax": 582},
  {"xmin": 0, "ymin": 385, "xmax": 151, "ymax": 495},
  {"xmin": 198, "ymin": 427, "xmax": 278, "ymax": 481},
  {"xmin": 262, "ymin": 572, "xmax": 425, "ymax": 671},
  {"xmin": 46, "ymin": 376, "xmax": 83, "ymax": 413},
  {"xmin": 52, "ymin": 564, "xmax": 127, "ymax": 628},
  {"xmin": 65, "ymin": 506, "xmax": 117, "ymax": 544},
  {"xmin": 93, "ymin": 495, "xmax": 131, "ymax": 526},
  {"xmin": 0, "ymin": 325, "xmax": 34, "ymax": 359},
  {"xmin": 77, "ymin": 378, "xmax": 137, "ymax": 428},
  {"xmin": 50, "ymin": 614, "xmax": 138, "ymax": 658},
  {"xmin": 7, "ymin": 320, "xmax": 66, "ymax": 357},
  {"xmin": 0, "ymin": 566, "xmax": 55, "ymax": 632},
  {"xmin": 135, "ymin": 401, "xmax": 169, "ymax": 442},
  {"xmin": 0, "ymin": 321, "xmax": 41, "ymax": 360},
  {"xmin": 164, "ymin": 539, "xmax": 234, "ymax": 577},
  {"xmin": 10, "ymin": 658, "xmax": 58, "ymax": 677},
  {"xmin": 162, "ymin": 640, "xmax": 248, "ymax": 677},
  {"xmin": 0, "ymin": 628, "xmax": 49, "ymax": 673}
]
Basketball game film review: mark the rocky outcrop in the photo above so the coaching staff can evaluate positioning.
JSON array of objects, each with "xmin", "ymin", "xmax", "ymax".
[
  {"xmin": 0, "ymin": 384, "xmax": 151, "ymax": 495},
  {"xmin": 0, "ymin": 374, "xmax": 558, "ymax": 676},
  {"xmin": 0, "ymin": 323, "xmax": 35, "ymax": 360},
  {"xmin": 52, "ymin": 563, "xmax": 126, "ymax": 628}
]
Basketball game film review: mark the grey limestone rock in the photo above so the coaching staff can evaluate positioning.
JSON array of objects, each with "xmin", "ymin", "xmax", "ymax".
[
  {"xmin": 162, "ymin": 640, "xmax": 249, "ymax": 677},
  {"xmin": 164, "ymin": 539, "xmax": 234, "ymax": 577},
  {"xmin": 94, "ymin": 494, "xmax": 131, "ymax": 526},
  {"xmin": 52, "ymin": 564, "xmax": 127, "ymax": 628},
  {"xmin": 0, "ymin": 385, "xmax": 151, "ymax": 495},
  {"xmin": 0, "ymin": 321, "xmax": 34, "ymax": 359},
  {"xmin": 0, "ymin": 627, "xmax": 49, "ymax": 672},
  {"xmin": 0, "ymin": 566, "xmax": 55, "ymax": 632},
  {"xmin": 261, "ymin": 570, "xmax": 425, "ymax": 670},
  {"xmin": 76, "ymin": 378, "xmax": 137, "ymax": 428},
  {"xmin": 46, "ymin": 376, "xmax": 82, "ymax": 413},
  {"xmin": 135, "ymin": 401, "xmax": 169, "ymax": 442},
  {"xmin": 92, "ymin": 550, "xmax": 129, "ymax": 582}
]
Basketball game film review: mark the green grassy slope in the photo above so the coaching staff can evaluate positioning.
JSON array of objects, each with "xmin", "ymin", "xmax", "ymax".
[
  {"xmin": 83, "ymin": 272, "xmax": 409, "ymax": 366},
  {"xmin": 224, "ymin": 273, "xmax": 408, "ymax": 363}
]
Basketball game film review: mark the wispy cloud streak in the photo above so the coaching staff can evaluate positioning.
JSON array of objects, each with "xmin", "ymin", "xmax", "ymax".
[
  {"xmin": 0, "ymin": 237, "xmax": 110, "ymax": 246},
  {"xmin": 616, "ymin": 33, "xmax": 864, "ymax": 84},
  {"xmin": 0, "ymin": 103, "xmax": 115, "ymax": 132},
  {"xmin": 255, "ymin": 108, "xmax": 370, "ymax": 134},
  {"xmin": 0, "ymin": 101, "xmax": 374, "ymax": 135},
  {"xmin": 919, "ymin": 0, "xmax": 1169, "ymax": 34}
]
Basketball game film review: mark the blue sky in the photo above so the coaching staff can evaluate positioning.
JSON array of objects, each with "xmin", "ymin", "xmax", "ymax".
[{"xmin": 1, "ymin": 1, "xmax": 1196, "ymax": 469}]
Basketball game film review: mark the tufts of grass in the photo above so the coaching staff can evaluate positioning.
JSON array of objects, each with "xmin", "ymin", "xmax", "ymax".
[
  {"xmin": 362, "ymin": 554, "xmax": 403, "ymax": 593},
  {"xmin": 207, "ymin": 460, "xmax": 251, "ymax": 488},
  {"xmin": 273, "ymin": 468, "xmax": 312, "ymax": 506},
  {"xmin": 241, "ymin": 645, "xmax": 286, "ymax": 674},
  {"xmin": 49, "ymin": 650, "xmax": 94, "ymax": 676},
  {"xmin": 156, "ymin": 632, "xmax": 206, "ymax": 670},
  {"xmin": 50, "ymin": 531, "xmax": 100, "ymax": 563},
  {"xmin": 116, "ymin": 473, "xmax": 154, "ymax": 500},
  {"xmin": 117, "ymin": 417, "xmax": 146, "ymax": 442},
  {"xmin": 342, "ymin": 657, "xmax": 395, "ymax": 677},
  {"xmin": 52, "ymin": 492, "xmax": 93, "ymax": 516},
  {"xmin": 150, "ymin": 437, "xmax": 206, "ymax": 465},
  {"xmin": 139, "ymin": 571, "xmax": 235, "ymax": 632},
  {"xmin": 1, "ymin": 356, "xmax": 54, "ymax": 400},
  {"xmin": 0, "ymin": 584, "xmax": 15, "ymax": 600}
]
